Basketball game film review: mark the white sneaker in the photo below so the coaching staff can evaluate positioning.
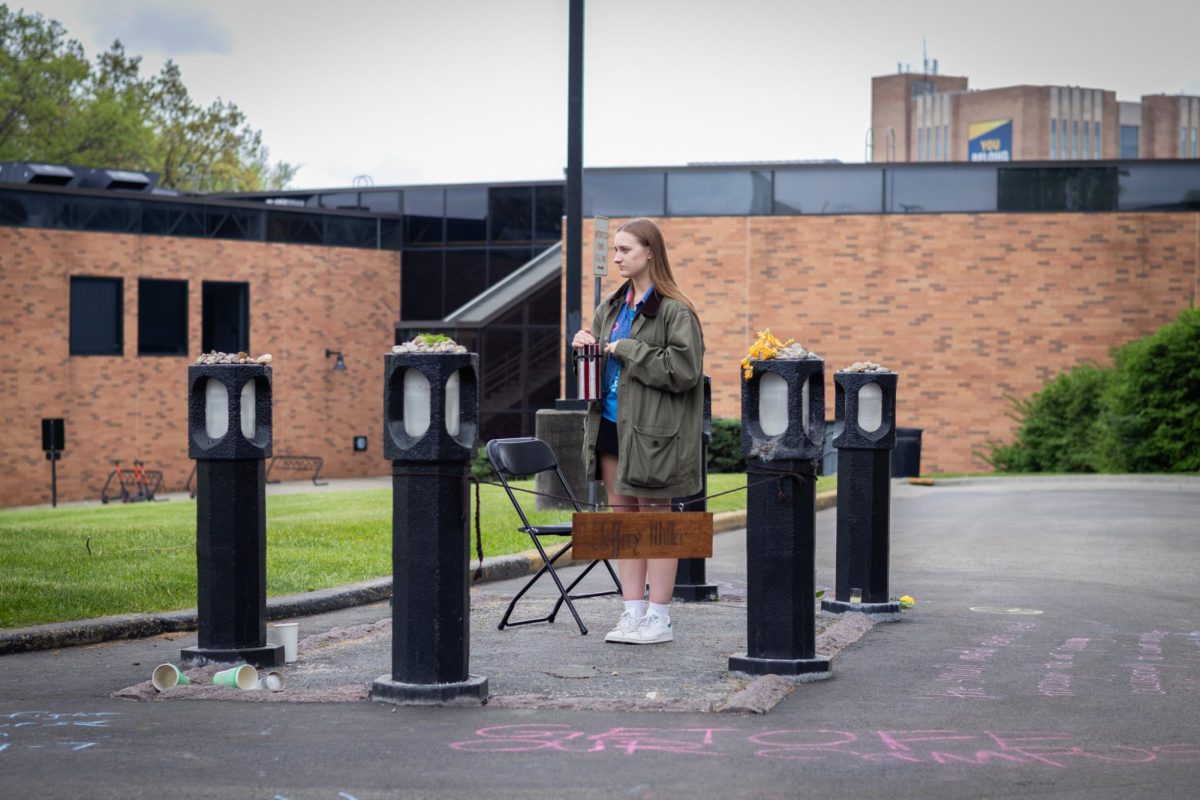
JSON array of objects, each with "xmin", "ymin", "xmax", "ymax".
[
  {"xmin": 627, "ymin": 611, "xmax": 673, "ymax": 644},
  {"xmin": 604, "ymin": 610, "xmax": 643, "ymax": 643}
]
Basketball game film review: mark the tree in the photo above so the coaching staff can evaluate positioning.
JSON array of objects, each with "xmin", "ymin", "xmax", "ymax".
[{"xmin": 0, "ymin": 4, "xmax": 295, "ymax": 192}]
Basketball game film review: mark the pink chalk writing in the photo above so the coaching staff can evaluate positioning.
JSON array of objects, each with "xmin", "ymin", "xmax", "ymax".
[
  {"xmin": 1039, "ymin": 637, "xmax": 1091, "ymax": 697},
  {"xmin": 1129, "ymin": 631, "xmax": 1169, "ymax": 695},
  {"xmin": 923, "ymin": 621, "xmax": 1037, "ymax": 699},
  {"xmin": 447, "ymin": 726, "xmax": 1200, "ymax": 770}
]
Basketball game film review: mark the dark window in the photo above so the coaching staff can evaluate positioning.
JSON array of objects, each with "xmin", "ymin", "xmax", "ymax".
[
  {"xmin": 0, "ymin": 190, "xmax": 70, "ymax": 228},
  {"xmin": 527, "ymin": 276, "xmax": 562, "ymax": 325},
  {"xmin": 888, "ymin": 166, "xmax": 998, "ymax": 212},
  {"xmin": 666, "ymin": 170, "xmax": 772, "ymax": 215},
  {"xmin": 583, "ymin": 172, "xmax": 665, "ymax": 217},
  {"xmin": 1120, "ymin": 125, "xmax": 1140, "ymax": 159},
  {"xmin": 359, "ymin": 191, "xmax": 401, "ymax": 213},
  {"xmin": 533, "ymin": 185, "xmax": 564, "ymax": 241},
  {"xmin": 1117, "ymin": 163, "xmax": 1200, "ymax": 210},
  {"xmin": 997, "ymin": 167, "xmax": 1118, "ymax": 212},
  {"xmin": 446, "ymin": 187, "xmax": 487, "ymax": 244},
  {"xmin": 404, "ymin": 188, "xmax": 444, "ymax": 246},
  {"xmin": 266, "ymin": 211, "xmax": 322, "ymax": 244},
  {"xmin": 206, "ymin": 207, "xmax": 263, "ymax": 240},
  {"xmin": 142, "ymin": 203, "xmax": 205, "ymax": 237},
  {"xmin": 490, "ymin": 187, "xmax": 533, "ymax": 243},
  {"xmin": 324, "ymin": 215, "xmax": 377, "ymax": 248},
  {"xmin": 379, "ymin": 217, "xmax": 402, "ymax": 250},
  {"xmin": 488, "ymin": 247, "xmax": 535, "ymax": 285},
  {"xmin": 774, "ymin": 168, "xmax": 884, "ymax": 214},
  {"xmin": 138, "ymin": 278, "xmax": 188, "ymax": 356},
  {"xmin": 319, "ymin": 192, "xmax": 360, "ymax": 210},
  {"xmin": 201, "ymin": 281, "xmax": 249, "ymax": 353},
  {"xmin": 72, "ymin": 196, "xmax": 139, "ymax": 233},
  {"xmin": 70, "ymin": 276, "xmax": 123, "ymax": 356},
  {"xmin": 401, "ymin": 250, "xmax": 444, "ymax": 320},
  {"xmin": 443, "ymin": 249, "xmax": 488, "ymax": 314}
]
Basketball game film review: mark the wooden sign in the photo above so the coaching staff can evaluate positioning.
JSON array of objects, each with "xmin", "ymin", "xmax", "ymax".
[{"xmin": 571, "ymin": 512, "xmax": 713, "ymax": 560}]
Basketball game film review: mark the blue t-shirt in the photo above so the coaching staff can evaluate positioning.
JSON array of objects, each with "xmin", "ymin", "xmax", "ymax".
[{"xmin": 601, "ymin": 285, "xmax": 654, "ymax": 422}]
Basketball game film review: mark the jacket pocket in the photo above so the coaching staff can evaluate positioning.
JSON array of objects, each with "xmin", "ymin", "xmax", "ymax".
[{"xmin": 625, "ymin": 424, "xmax": 678, "ymax": 488}]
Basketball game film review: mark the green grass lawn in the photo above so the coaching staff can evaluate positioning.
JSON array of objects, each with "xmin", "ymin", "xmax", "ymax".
[{"xmin": 0, "ymin": 473, "xmax": 834, "ymax": 628}]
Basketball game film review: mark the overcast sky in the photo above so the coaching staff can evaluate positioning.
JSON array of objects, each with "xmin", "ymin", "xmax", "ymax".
[{"xmin": 21, "ymin": 0, "xmax": 1200, "ymax": 189}]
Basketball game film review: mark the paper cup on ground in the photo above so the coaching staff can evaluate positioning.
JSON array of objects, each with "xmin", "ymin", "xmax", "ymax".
[
  {"xmin": 213, "ymin": 664, "xmax": 257, "ymax": 690},
  {"xmin": 256, "ymin": 670, "xmax": 286, "ymax": 691},
  {"xmin": 271, "ymin": 622, "xmax": 299, "ymax": 663},
  {"xmin": 151, "ymin": 663, "xmax": 190, "ymax": 691}
]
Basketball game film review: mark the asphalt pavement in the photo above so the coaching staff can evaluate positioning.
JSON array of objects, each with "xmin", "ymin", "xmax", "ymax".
[{"xmin": 1, "ymin": 475, "xmax": 1198, "ymax": 799}]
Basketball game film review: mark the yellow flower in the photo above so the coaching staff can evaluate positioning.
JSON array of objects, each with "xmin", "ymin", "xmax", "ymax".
[{"xmin": 899, "ymin": 595, "xmax": 915, "ymax": 608}]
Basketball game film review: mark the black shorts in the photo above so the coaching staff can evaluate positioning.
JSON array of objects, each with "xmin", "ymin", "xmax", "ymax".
[{"xmin": 596, "ymin": 417, "xmax": 619, "ymax": 456}]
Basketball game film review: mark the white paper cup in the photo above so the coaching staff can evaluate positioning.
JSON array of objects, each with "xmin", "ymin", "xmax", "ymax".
[
  {"xmin": 151, "ymin": 663, "xmax": 190, "ymax": 691},
  {"xmin": 256, "ymin": 670, "xmax": 286, "ymax": 691},
  {"xmin": 271, "ymin": 622, "xmax": 299, "ymax": 663}
]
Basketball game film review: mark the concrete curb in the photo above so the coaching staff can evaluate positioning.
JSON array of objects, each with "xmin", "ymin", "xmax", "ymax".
[{"xmin": 0, "ymin": 491, "xmax": 836, "ymax": 656}]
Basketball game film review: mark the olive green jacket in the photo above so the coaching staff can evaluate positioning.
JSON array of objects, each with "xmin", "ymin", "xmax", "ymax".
[{"xmin": 581, "ymin": 284, "xmax": 705, "ymax": 498}]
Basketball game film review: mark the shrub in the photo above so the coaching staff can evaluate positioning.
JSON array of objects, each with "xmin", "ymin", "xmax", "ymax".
[
  {"xmin": 1095, "ymin": 307, "xmax": 1200, "ymax": 472},
  {"xmin": 985, "ymin": 363, "xmax": 1111, "ymax": 472},
  {"xmin": 987, "ymin": 307, "xmax": 1200, "ymax": 473},
  {"xmin": 708, "ymin": 418, "xmax": 745, "ymax": 473}
]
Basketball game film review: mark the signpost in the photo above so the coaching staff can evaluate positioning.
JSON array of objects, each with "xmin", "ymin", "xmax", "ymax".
[
  {"xmin": 571, "ymin": 512, "xmax": 713, "ymax": 560},
  {"xmin": 41, "ymin": 418, "xmax": 64, "ymax": 508}
]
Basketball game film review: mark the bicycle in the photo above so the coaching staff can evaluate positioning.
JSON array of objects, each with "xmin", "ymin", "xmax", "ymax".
[
  {"xmin": 100, "ymin": 459, "xmax": 165, "ymax": 504},
  {"xmin": 100, "ymin": 460, "xmax": 135, "ymax": 504}
]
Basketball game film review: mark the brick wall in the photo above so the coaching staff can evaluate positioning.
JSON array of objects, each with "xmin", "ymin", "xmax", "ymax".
[
  {"xmin": 0, "ymin": 227, "xmax": 400, "ymax": 508},
  {"xmin": 572, "ymin": 213, "xmax": 1198, "ymax": 475}
]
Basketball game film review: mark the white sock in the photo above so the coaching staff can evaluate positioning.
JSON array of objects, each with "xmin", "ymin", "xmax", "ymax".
[
  {"xmin": 648, "ymin": 602, "xmax": 671, "ymax": 623},
  {"xmin": 624, "ymin": 600, "xmax": 645, "ymax": 618}
]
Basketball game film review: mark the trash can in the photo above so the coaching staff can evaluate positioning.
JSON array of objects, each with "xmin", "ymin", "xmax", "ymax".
[{"xmin": 891, "ymin": 427, "xmax": 923, "ymax": 478}]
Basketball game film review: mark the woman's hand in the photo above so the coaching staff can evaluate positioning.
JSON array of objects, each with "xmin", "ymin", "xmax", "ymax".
[
  {"xmin": 604, "ymin": 341, "xmax": 618, "ymax": 355},
  {"xmin": 572, "ymin": 329, "xmax": 596, "ymax": 350}
]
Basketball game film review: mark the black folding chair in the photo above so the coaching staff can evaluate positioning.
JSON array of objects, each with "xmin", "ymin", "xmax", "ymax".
[{"xmin": 487, "ymin": 437, "xmax": 622, "ymax": 635}]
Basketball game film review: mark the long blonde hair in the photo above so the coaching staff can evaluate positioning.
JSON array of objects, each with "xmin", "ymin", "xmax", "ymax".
[{"xmin": 611, "ymin": 218, "xmax": 700, "ymax": 323}]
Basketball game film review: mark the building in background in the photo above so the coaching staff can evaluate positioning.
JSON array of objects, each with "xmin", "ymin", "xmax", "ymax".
[{"xmin": 871, "ymin": 69, "xmax": 1200, "ymax": 163}]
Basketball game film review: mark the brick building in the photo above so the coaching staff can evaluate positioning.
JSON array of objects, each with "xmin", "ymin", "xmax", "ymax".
[
  {"xmin": 3, "ymin": 159, "xmax": 1198, "ymax": 507},
  {"xmin": 871, "ymin": 71, "xmax": 1200, "ymax": 162}
]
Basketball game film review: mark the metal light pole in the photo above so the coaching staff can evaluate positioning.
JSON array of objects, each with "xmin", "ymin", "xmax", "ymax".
[{"xmin": 564, "ymin": 0, "xmax": 584, "ymax": 400}]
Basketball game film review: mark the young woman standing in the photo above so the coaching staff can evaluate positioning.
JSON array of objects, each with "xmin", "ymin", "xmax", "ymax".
[{"xmin": 572, "ymin": 218, "xmax": 705, "ymax": 644}]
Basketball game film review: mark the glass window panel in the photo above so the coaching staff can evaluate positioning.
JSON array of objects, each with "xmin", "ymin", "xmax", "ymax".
[
  {"xmin": 1119, "ymin": 126, "xmax": 1139, "ymax": 159},
  {"xmin": 583, "ymin": 171, "xmax": 664, "ymax": 217},
  {"xmin": 201, "ymin": 281, "xmax": 249, "ymax": 353},
  {"xmin": 997, "ymin": 167, "xmax": 1118, "ymax": 212},
  {"xmin": 401, "ymin": 250, "xmax": 444, "ymax": 320},
  {"xmin": 69, "ymin": 276, "xmax": 123, "ymax": 355},
  {"xmin": 266, "ymin": 210, "xmax": 321, "ymax": 244},
  {"xmin": 527, "ymin": 276, "xmax": 562, "ymax": 325},
  {"xmin": 533, "ymin": 185, "xmax": 564, "ymax": 241},
  {"xmin": 206, "ymin": 207, "xmax": 264, "ymax": 241},
  {"xmin": 319, "ymin": 192, "xmax": 360, "ymax": 210},
  {"xmin": 138, "ymin": 278, "xmax": 188, "ymax": 356},
  {"xmin": 1117, "ymin": 163, "xmax": 1200, "ymax": 210},
  {"xmin": 72, "ymin": 196, "xmax": 139, "ymax": 233},
  {"xmin": 1072, "ymin": 120, "xmax": 1079, "ymax": 159},
  {"xmin": 773, "ymin": 168, "xmax": 883, "ymax": 214},
  {"xmin": 1051, "ymin": 119, "xmax": 1058, "ymax": 160},
  {"xmin": 489, "ymin": 186, "xmax": 533, "ymax": 243},
  {"xmin": 323, "ymin": 215, "xmax": 377, "ymax": 248},
  {"xmin": 404, "ymin": 188, "xmax": 444, "ymax": 246},
  {"xmin": 888, "ymin": 166, "xmax": 998, "ymax": 213},
  {"xmin": 443, "ymin": 249, "xmax": 488, "ymax": 313},
  {"xmin": 141, "ymin": 202, "xmax": 205, "ymax": 237},
  {"xmin": 0, "ymin": 189, "xmax": 70, "ymax": 228},
  {"xmin": 488, "ymin": 247, "xmax": 535, "ymax": 285},
  {"xmin": 666, "ymin": 170, "xmax": 772, "ymax": 215},
  {"xmin": 1082, "ymin": 121, "xmax": 1090, "ymax": 158},
  {"xmin": 360, "ymin": 191, "xmax": 401, "ymax": 213},
  {"xmin": 445, "ymin": 187, "xmax": 487, "ymax": 244},
  {"xmin": 379, "ymin": 217, "xmax": 402, "ymax": 250}
]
